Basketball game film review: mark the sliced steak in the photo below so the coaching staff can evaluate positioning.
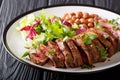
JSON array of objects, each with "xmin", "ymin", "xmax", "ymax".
[
  {"xmin": 94, "ymin": 28, "xmax": 116, "ymax": 54},
  {"xmin": 72, "ymin": 35, "xmax": 93, "ymax": 65},
  {"xmin": 104, "ymin": 29, "xmax": 118, "ymax": 52},
  {"xmin": 99, "ymin": 21, "xmax": 120, "ymax": 50},
  {"xmin": 66, "ymin": 39, "xmax": 83, "ymax": 67},
  {"xmin": 56, "ymin": 38, "xmax": 75, "ymax": 68},
  {"xmin": 47, "ymin": 41, "xmax": 65, "ymax": 68},
  {"xmin": 84, "ymin": 31, "xmax": 101, "ymax": 63},
  {"xmin": 90, "ymin": 28, "xmax": 115, "ymax": 57},
  {"xmin": 97, "ymin": 34, "xmax": 114, "ymax": 57},
  {"xmin": 29, "ymin": 46, "xmax": 48, "ymax": 65},
  {"xmin": 86, "ymin": 42, "xmax": 100, "ymax": 63},
  {"xmin": 92, "ymin": 39, "xmax": 107, "ymax": 61}
]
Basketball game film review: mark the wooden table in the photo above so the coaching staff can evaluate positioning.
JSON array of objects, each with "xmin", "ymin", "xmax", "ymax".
[{"xmin": 0, "ymin": 0, "xmax": 120, "ymax": 80}]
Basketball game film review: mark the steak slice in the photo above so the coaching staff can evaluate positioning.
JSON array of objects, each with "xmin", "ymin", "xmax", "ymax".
[
  {"xmin": 92, "ymin": 39, "xmax": 106, "ymax": 61},
  {"xmin": 29, "ymin": 53, "xmax": 48, "ymax": 65},
  {"xmin": 86, "ymin": 42, "xmax": 100, "ymax": 63},
  {"xmin": 72, "ymin": 35, "xmax": 93, "ymax": 65},
  {"xmin": 90, "ymin": 28, "xmax": 115, "ymax": 57},
  {"xmin": 104, "ymin": 29, "xmax": 118, "ymax": 52},
  {"xmin": 47, "ymin": 41, "xmax": 65, "ymax": 68},
  {"xmin": 66, "ymin": 39, "xmax": 83, "ymax": 67},
  {"xmin": 29, "ymin": 45, "xmax": 48, "ymax": 65},
  {"xmin": 84, "ymin": 31, "xmax": 101, "ymax": 63},
  {"xmin": 97, "ymin": 34, "xmax": 114, "ymax": 57},
  {"xmin": 56, "ymin": 38, "xmax": 75, "ymax": 68},
  {"xmin": 99, "ymin": 21, "xmax": 120, "ymax": 51}
]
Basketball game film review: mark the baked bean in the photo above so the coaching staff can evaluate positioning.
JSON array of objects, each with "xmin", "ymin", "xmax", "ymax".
[
  {"xmin": 75, "ymin": 19, "xmax": 80, "ymax": 24},
  {"xmin": 72, "ymin": 16, "xmax": 77, "ymax": 22},
  {"xmin": 87, "ymin": 18, "xmax": 94, "ymax": 23},
  {"xmin": 98, "ymin": 18, "xmax": 106, "ymax": 23},
  {"xmin": 70, "ymin": 12, "xmax": 76, "ymax": 17},
  {"xmin": 62, "ymin": 13, "xmax": 69, "ymax": 19},
  {"xmin": 65, "ymin": 14, "xmax": 71, "ymax": 20},
  {"xmin": 93, "ymin": 14, "xmax": 99, "ymax": 18},
  {"xmin": 62, "ymin": 11, "xmax": 102, "ymax": 28},
  {"xmin": 89, "ymin": 14, "xmax": 98, "ymax": 18},
  {"xmin": 83, "ymin": 12, "xmax": 89, "ymax": 19},
  {"xmin": 76, "ymin": 12, "xmax": 83, "ymax": 19},
  {"xmin": 102, "ymin": 18, "xmax": 108, "ymax": 22},
  {"xmin": 82, "ymin": 24, "xmax": 88, "ymax": 28},
  {"xmin": 80, "ymin": 18, "xmax": 87, "ymax": 24},
  {"xmin": 88, "ymin": 23, "xmax": 94, "ymax": 28},
  {"xmin": 89, "ymin": 14, "xmax": 95, "ymax": 18},
  {"xmin": 94, "ymin": 17, "xmax": 99, "ymax": 22},
  {"xmin": 68, "ymin": 19, "xmax": 74, "ymax": 24}
]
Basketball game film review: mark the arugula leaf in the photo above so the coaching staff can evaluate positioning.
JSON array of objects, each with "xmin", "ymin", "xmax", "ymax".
[{"xmin": 21, "ymin": 52, "xmax": 30, "ymax": 58}]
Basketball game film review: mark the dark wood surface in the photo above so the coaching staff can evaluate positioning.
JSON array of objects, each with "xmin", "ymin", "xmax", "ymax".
[{"xmin": 0, "ymin": 0, "xmax": 120, "ymax": 80}]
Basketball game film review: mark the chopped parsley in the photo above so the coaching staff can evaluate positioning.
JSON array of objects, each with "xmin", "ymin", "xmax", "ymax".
[
  {"xmin": 109, "ymin": 18, "xmax": 119, "ymax": 25},
  {"xmin": 95, "ymin": 22, "xmax": 102, "ymax": 28},
  {"xmin": 109, "ymin": 18, "xmax": 119, "ymax": 30},
  {"xmin": 83, "ymin": 33, "xmax": 98, "ymax": 44},
  {"xmin": 81, "ymin": 63, "xmax": 95, "ymax": 69},
  {"xmin": 96, "ymin": 46, "xmax": 108, "ymax": 59},
  {"xmin": 49, "ymin": 49, "xmax": 55, "ymax": 55},
  {"xmin": 112, "ymin": 25, "xmax": 119, "ymax": 30}
]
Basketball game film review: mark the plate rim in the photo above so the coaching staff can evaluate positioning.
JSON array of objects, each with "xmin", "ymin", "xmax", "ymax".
[{"xmin": 2, "ymin": 4, "xmax": 120, "ymax": 73}]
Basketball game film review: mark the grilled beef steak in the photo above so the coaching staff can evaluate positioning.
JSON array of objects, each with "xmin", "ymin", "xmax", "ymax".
[
  {"xmin": 66, "ymin": 39, "xmax": 83, "ymax": 67},
  {"xmin": 56, "ymin": 38, "xmax": 75, "ymax": 68},
  {"xmin": 72, "ymin": 35, "xmax": 93, "ymax": 65}
]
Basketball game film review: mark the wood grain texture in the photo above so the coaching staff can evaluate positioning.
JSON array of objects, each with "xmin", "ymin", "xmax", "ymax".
[
  {"xmin": 0, "ymin": 0, "xmax": 120, "ymax": 80},
  {"xmin": 94, "ymin": 0, "xmax": 120, "ymax": 14}
]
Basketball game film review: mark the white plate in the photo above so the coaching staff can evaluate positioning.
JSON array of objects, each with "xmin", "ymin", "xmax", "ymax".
[{"xmin": 3, "ymin": 5, "xmax": 120, "ymax": 73}]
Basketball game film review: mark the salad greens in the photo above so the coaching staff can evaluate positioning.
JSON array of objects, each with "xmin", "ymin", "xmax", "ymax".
[
  {"xmin": 19, "ymin": 10, "xmax": 76, "ymax": 49},
  {"xmin": 21, "ymin": 51, "xmax": 30, "ymax": 58}
]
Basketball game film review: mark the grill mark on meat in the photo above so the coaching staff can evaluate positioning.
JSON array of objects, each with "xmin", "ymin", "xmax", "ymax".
[
  {"xmin": 66, "ymin": 39, "xmax": 83, "ymax": 67},
  {"xmin": 47, "ymin": 41, "xmax": 65, "ymax": 68},
  {"xmin": 72, "ymin": 36, "xmax": 93, "ymax": 65},
  {"xmin": 56, "ymin": 38, "xmax": 75, "ymax": 68}
]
